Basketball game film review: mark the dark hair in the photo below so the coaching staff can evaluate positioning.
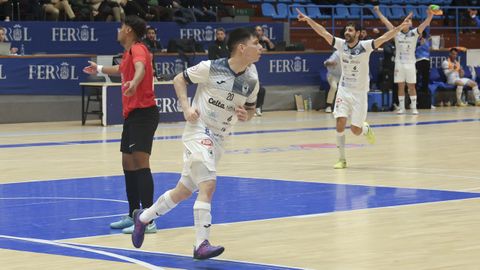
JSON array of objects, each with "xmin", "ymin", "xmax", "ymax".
[
  {"xmin": 216, "ymin": 27, "xmax": 225, "ymax": 33},
  {"xmin": 345, "ymin": 21, "xmax": 361, "ymax": 32},
  {"xmin": 124, "ymin": 15, "xmax": 147, "ymax": 40},
  {"xmin": 227, "ymin": 27, "xmax": 255, "ymax": 53},
  {"xmin": 146, "ymin": 27, "xmax": 156, "ymax": 33},
  {"xmin": 450, "ymin": 47, "xmax": 459, "ymax": 53}
]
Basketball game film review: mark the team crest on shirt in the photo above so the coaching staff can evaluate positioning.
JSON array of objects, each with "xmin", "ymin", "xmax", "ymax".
[{"xmin": 242, "ymin": 82, "xmax": 249, "ymax": 94}]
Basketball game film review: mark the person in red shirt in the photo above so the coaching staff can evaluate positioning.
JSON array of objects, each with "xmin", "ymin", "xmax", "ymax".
[{"xmin": 83, "ymin": 15, "xmax": 159, "ymax": 234}]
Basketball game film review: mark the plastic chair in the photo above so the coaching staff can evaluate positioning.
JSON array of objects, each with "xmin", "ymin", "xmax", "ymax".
[
  {"xmin": 274, "ymin": 3, "xmax": 288, "ymax": 19},
  {"xmin": 261, "ymin": 3, "xmax": 277, "ymax": 17}
]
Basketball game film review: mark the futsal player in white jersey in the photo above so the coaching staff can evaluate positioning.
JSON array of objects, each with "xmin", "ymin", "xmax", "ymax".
[
  {"xmin": 374, "ymin": 6, "xmax": 434, "ymax": 114},
  {"xmin": 130, "ymin": 28, "xmax": 262, "ymax": 260},
  {"xmin": 297, "ymin": 9, "xmax": 412, "ymax": 169}
]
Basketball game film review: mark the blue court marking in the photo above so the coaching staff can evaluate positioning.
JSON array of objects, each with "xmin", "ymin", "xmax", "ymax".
[
  {"xmin": 0, "ymin": 118, "xmax": 479, "ymax": 149},
  {"xmin": 0, "ymin": 236, "xmax": 299, "ymax": 270},
  {"xmin": 1, "ymin": 173, "xmax": 480, "ymax": 269}
]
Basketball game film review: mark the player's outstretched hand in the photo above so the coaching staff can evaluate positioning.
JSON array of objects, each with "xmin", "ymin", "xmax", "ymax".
[
  {"xmin": 296, "ymin": 8, "xmax": 310, "ymax": 22},
  {"xmin": 83, "ymin": 61, "xmax": 98, "ymax": 75},
  {"xmin": 399, "ymin": 12, "xmax": 413, "ymax": 28},
  {"xmin": 235, "ymin": 105, "xmax": 248, "ymax": 122},
  {"xmin": 184, "ymin": 107, "xmax": 200, "ymax": 123}
]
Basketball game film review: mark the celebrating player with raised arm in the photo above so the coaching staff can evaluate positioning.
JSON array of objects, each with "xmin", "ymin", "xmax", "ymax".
[
  {"xmin": 297, "ymin": 8, "xmax": 412, "ymax": 169},
  {"xmin": 374, "ymin": 6, "xmax": 434, "ymax": 114}
]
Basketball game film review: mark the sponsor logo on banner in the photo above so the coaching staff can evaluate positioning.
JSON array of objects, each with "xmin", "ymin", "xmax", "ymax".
[
  {"xmin": 4, "ymin": 24, "xmax": 32, "ymax": 41},
  {"xmin": 180, "ymin": 25, "xmax": 215, "ymax": 42},
  {"xmin": 155, "ymin": 59, "xmax": 188, "ymax": 75},
  {"xmin": 28, "ymin": 62, "xmax": 79, "ymax": 80},
  {"xmin": 52, "ymin": 25, "xmax": 98, "ymax": 42},
  {"xmin": 260, "ymin": 24, "xmax": 275, "ymax": 40},
  {"xmin": 179, "ymin": 25, "xmax": 276, "ymax": 42},
  {"xmin": 155, "ymin": 97, "xmax": 192, "ymax": 113},
  {"xmin": 269, "ymin": 56, "xmax": 310, "ymax": 73},
  {"xmin": 0, "ymin": 65, "xmax": 6, "ymax": 79}
]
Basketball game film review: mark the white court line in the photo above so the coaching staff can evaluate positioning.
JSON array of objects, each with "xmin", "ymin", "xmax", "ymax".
[
  {"xmin": 0, "ymin": 197, "xmax": 128, "ymax": 204},
  {"xmin": 0, "ymin": 234, "xmax": 163, "ymax": 270},
  {"xmin": 62, "ymin": 241, "xmax": 302, "ymax": 270},
  {"xmin": 69, "ymin": 213, "xmax": 126, "ymax": 221}
]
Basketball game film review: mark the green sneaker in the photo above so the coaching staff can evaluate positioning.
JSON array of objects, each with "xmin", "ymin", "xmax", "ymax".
[
  {"xmin": 110, "ymin": 216, "xmax": 134, "ymax": 229},
  {"xmin": 333, "ymin": 159, "xmax": 347, "ymax": 169},
  {"xmin": 364, "ymin": 122, "xmax": 375, "ymax": 144},
  {"xmin": 122, "ymin": 221, "xmax": 157, "ymax": 234}
]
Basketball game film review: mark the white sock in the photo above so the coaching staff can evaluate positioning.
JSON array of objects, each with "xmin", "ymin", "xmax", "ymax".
[
  {"xmin": 361, "ymin": 122, "xmax": 369, "ymax": 135},
  {"xmin": 473, "ymin": 86, "xmax": 480, "ymax": 101},
  {"xmin": 194, "ymin": 200, "xmax": 212, "ymax": 248},
  {"xmin": 399, "ymin": 96, "xmax": 405, "ymax": 110},
  {"xmin": 140, "ymin": 190, "xmax": 177, "ymax": 223},
  {"xmin": 336, "ymin": 131, "xmax": 345, "ymax": 160},
  {"xmin": 456, "ymin": 86, "xmax": 463, "ymax": 103},
  {"xmin": 410, "ymin": 96, "xmax": 417, "ymax": 110}
]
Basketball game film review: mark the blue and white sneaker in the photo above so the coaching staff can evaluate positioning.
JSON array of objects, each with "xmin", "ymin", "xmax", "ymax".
[{"xmin": 110, "ymin": 216, "xmax": 133, "ymax": 229}]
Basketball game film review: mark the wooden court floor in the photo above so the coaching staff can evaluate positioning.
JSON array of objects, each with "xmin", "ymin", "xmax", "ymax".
[{"xmin": 1, "ymin": 107, "xmax": 480, "ymax": 270}]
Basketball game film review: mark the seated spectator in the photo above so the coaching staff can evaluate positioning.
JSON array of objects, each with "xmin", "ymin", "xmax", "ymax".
[
  {"xmin": 442, "ymin": 48, "xmax": 480, "ymax": 106},
  {"xmin": 148, "ymin": 0, "xmax": 172, "ymax": 21},
  {"xmin": 207, "ymin": 27, "xmax": 229, "ymax": 60},
  {"xmin": 88, "ymin": 0, "xmax": 122, "ymax": 22},
  {"xmin": 143, "ymin": 27, "xmax": 163, "ymax": 53},
  {"xmin": 42, "ymin": 0, "xmax": 76, "ymax": 21},
  {"xmin": 0, "ymin": 0, "xmax": 10, "ymax": 21},
  {"xmin": 255, "ymin": 25, "xmax": 275, "ymax": 51},
  {"xmin": 122, "ymin": 0, "xmax": 156, "ymax": 21},
  {"xmin": 0, "ymin": 26, "xmax": 17, "ymax": 54},
  {"xmin": 323, "ymin": 50, "xmax": 341, "ymax": 113}
]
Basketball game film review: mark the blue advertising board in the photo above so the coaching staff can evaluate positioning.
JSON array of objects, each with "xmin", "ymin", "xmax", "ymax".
[
  {"xmin": 0, "ymin": 51, "xmax": 465, "ymax": 95},
  {"xmin": 0, "ymin": 22, "xmax": 284, "ymax": 55}
]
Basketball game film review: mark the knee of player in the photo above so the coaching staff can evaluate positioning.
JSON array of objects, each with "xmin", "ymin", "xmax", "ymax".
[{"xmin": 199, "ymin": 180, "xmax": 216, "ymax": 196}]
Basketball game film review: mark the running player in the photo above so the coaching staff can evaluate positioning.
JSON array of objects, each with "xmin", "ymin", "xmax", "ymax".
[
  {"xmin": 297, "ymin": 9, "xmax": 412, "ymax": 169},
  {"xmin": 374, "ymin": 6, "xmax": 434, "ymax": 114},
  {"xmin": 130, "ymin": 27, "xmax": 262, "ymax": 260}
]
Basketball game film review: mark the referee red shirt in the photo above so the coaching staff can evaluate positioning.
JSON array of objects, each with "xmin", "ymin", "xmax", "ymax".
[{"xmin": 119, "ymin": 42, "xmax": 156, "ymax": 119}]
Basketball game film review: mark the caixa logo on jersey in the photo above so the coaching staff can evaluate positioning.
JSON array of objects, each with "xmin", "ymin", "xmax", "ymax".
[
  {"xmin": 4, "ymin": 24, "xmax": 31, "ymax": 42},
  {"xmin": 156, "ymin": 59, "xmax": 188, "ymax": 75},
  {"xmin": 269, "ymin": 56, "xmax": 310, "ymax": 73},
  {"xmin": 155, "ymin": 97, "xmax": 192, "ymax": 113},
  {"xmin": 180, "ymin": 26, "xmax": 215, "ymax": 42},
  {"xmin": 52, "ymin": 25, "xmax": 98, "ymax": 42},
  {"xmin": 28, "ymin": 62, "xmax": 79, "ymax": 80}
]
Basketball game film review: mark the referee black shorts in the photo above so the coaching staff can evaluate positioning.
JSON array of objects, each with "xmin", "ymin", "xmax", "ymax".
[{"xmin": 120, "ymin": 106, "xmax": 159, "ymax": 155}]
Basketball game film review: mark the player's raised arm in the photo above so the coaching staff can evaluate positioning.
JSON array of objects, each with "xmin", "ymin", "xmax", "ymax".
[
  {"xmin": 417, "ymin": 7, "xmax": 434, "ymax": 34},
  {"xmin": 373, "ymin": 6, "xmax": 394, "ymax": 31},
  {"xmin": 297, "ymin": 8, "xmax": 333, "ymax": 46},
  {"xmin": 374, "ymin": 12, "xmax": 413, "ymax": 49}
]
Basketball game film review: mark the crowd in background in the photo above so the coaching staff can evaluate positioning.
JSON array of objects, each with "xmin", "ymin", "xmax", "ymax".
[{"xmin": 0, "ymin": 0, "xmax": 223, "ymax": 22}]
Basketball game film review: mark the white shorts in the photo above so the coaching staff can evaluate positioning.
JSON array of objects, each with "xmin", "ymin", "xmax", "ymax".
[
  {"xmin": 394, "ymin": 63, "xmax": 416, "ymax": 84},
  {"xmin": 179, "ymin": 136, "xmax": 223, "ymax": 192},
  {"xmin": 333, "ymin": 89, "xmax": 368, "ymax": 128},
  {"xmin": 449, "ymin": 78, "xmax": 471, "ymax": 86}
]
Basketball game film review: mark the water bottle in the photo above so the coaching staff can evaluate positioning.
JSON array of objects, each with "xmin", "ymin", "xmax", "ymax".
[
  {"xmin": 439, "ymin": 35, "xmax": 445, "ymax": 49},
  {"xmin": 308, "ymin": 96, "xmax": 312, "ymax": 111},
  {"xmin": 20, "ymin": 44, "xmax": 25, "ymax": 56}
]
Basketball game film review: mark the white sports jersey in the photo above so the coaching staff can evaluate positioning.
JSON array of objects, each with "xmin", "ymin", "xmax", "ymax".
[
  {"xmin": 333, "ymin": 37, "xmax": 375, "ymax": 93},
  {"xmin": 441, "ymin": 59, "xmax": 461, "ymax": 84},
  {"xmin": 395, "ymin": 28, "xmax": 420, "ymax": 65},
  {"xmin": 182, "ymin": 58, "xmax": 259, "ymax": 144}
]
